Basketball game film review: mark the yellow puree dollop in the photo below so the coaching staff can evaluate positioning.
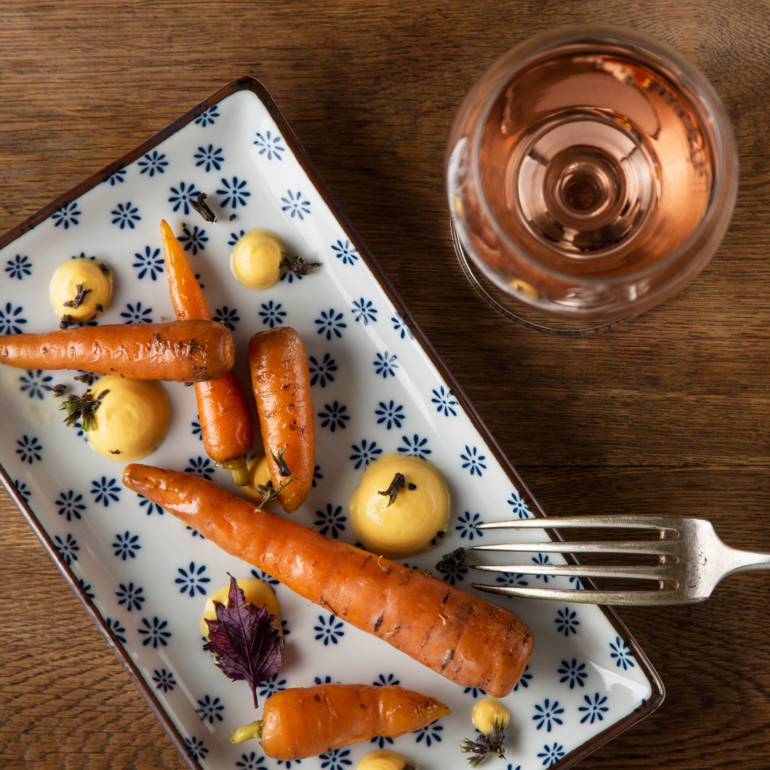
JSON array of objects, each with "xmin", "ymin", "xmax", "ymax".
[
  {"xmin": 49, "ymin": 257, "xmax": 113, "ymax": 323},
  {"xmin": 349, "ymin": 454, "xmax": 451, "ymax": 558},
  {"xmin": 230, "ymin": 229, "xmax": 284, "ymax": 289},
  {"xmin": 85, "ymin": 375, "xmax": 170, "ymax": 461},
  {"xmin": 200, "ymin": 577, "xmax": 281, "ymax": 638},
  {"xmin": 357, "ymin": 749, "xmax": 415, "ymax": 770}
]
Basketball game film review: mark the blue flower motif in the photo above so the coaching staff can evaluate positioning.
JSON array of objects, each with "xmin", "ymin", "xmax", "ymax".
[
  {"xmin": 111, "ymin": 201, "xmax": 141, "ymax": 230},
  {"xmin": 495, "ymin": 571, "xmax": 528, "ymax": 587},
  {"xmin": 558, "ymin": 658, "xmax": 588, "ymax": 689},
  {"xmin": 116, "ymin": 581, "xmax": 145, "ymax": 612},
  {"xmin": 579, "ymin": 692, "xmax": 609, "ymax": 724},
  {"xmin": 53, "ymin": 532, "xmax": 79, "ymax": 565},
  {"xmin": 609, "ymin": 636, "xmax": 635, "ymax": 670},
  {"xmin": 5, "ymin": 254, "xmax": 31, "ymax": 280},
  {"xmin": 236, "ymin": 751, "xmax": 270, "ymax": 770},
  {"xmin": 350, "ymin": 439, "xmax": 383, "ymax": 470},
  {"xmin": 52, "ymin": 201, "xmax": 81, "ymax": 229},
  {"xmin": 514, "ymin": 664, "xmax": 533, "ymax": 691},
  {"xmin": 16, "ymin": 434, "xmax": 42, "ymax": 464},
  {"xmin": 133, "ymin": 246, "xmax": 164, "ymax": 280},
  {"xmin": 139, "ymin": 616, "xmax": 172, "ymax": 648},
  {"xmin": 281, "ymin": 189, "xmax": 311, "ymax": 220},
  {"xmin": 91, "ymin": 476, "xmax": 121, "ymax": 506},
  {"xmin": 79, "ymin": 578, "xmax": 95, "ymax": 598},
  {"xmin": 113, "ymin": 530, "xmax": 140, "ymax": 560},
  {"xmin": 138, "ymin": 149, "xmax": 168, "ymax": 177},
  {"xmin": 107, "ymin": 168, "xmax": 127, "ymax": 186},
  {"xmin": 195, "ymin": 105, "xmax": 220, "ymax": 126},
  {"xmin": 556, "ymin": 606, "xmax": 580, "ymax": 636},
  {"xmin": 373, "ymin": 673, "xmax": 400, "ymax": 686},
  {"xmin": 228, "ymin": 229, "xmax": 246, "ymax": 246},
  {"xmin": 463, "ymin": 686, "xmax": 486, "ymax": 698},
  {"xmin": 250, "ymin": 567, "xmax": 280, "ymax": 586},
  {"xmin": 212, "ymin": 305, "xmax": 240, "ymax": 331},
  {"xmin": 390, "ymin": 312, "xmax": 413, "ymax": 340},
  {"xmin": 351, "ymin": 297, "xmax": 377, "ymax": 325},
  {"xmin": 184, "ymin": 735, "xmax": 207, "ymax": 760},
  {"xmin": 533, "ymin": 698, "xmax": 564, "ymax": 732},
  {"xmin": 507, "ymin": 489, "xmax": 532, "ymax": 519},
  {"xmin": 537, "ymin": 743, "xmax": 565, "ymax": 767},
  {"xmin": 314, "ymin": 504, "xmax": 346, "ymax": 539},
  {"xmin": 196, "ymin": 694, "xmax": 224, "ymax": 724},
  {"xmin": 455, "ymin": 511, "xmax": 484, "ymax": 540},
  {"xmin": 178, "ymin": 223, "xmax": 209, "ymax": 255},
  {"xmin": 120, "ymin": 301, "xmax": 153, "ymax": 324},
  {"xmin": 19, "ymin": 369, "xmax": 53, "ymax": 399},
  {"xmin": 137, "ymin": 493, "xmax": 165, "ymax": 516},
  {"xmin": 437, "ymin": 555, "xmax": 467, "ymax": 586},
  {"xmin": 507, "ymin": 765, "xmax": 523, "ymax": 770},
  {"xmin": 308, "ymin": 353, "xmax": 337, "ymax": 388},
  {"xmin": 275, "ymin": 760, "xmax": 301, "ymax": 768},
  {"xmin": 370, "ymin": 736, "xmax": 394, "ymax": 749},
  {"xmin": 258, "ymin": 674, "xmax": 287, "ymax": 699},
  {"xmin": 319, "ymin": 748, "xmax": 352, "ymax": 769},
  {"xmin": 314, "ymin": 613, "xmax": 345, "ymax": 646},
  {"xmin": 430, "ymin": 385, "xmax": 458, "ymax": 417},
  {"xmin": 373, "ymin": 351, "xmax": 398, "ymax": 378},
  {"xmin": 374, "ymin": 400, "xmax": 405, "ymax": 430},
  {"xmin": 313, "ymin": 464, "xmax": 323, "ymax": 487},
  {"xmin": 254, "ymin": 129, "xmax": 285, "ymax": 160},
  {"xmin": 217, "ymin": 175, "xmax": 251, "ymax": 209},
  {"xmin": 315, "ymin": 308, "xmax": 347, "ymax": 340},
  {"xmin": 414, "ymin": 721, "xmax": 443, "ymax": 746},
  {"xmin": 194, "ymin": 143, "xmax": 225, "ymax": 171},
  {"xmin": 531, "ymin": 552, "xmax": 552, "ymax": 582},
  {"xmin": 191, "ymin": 418, "xmax": 202, "ymax": 440},
  {"xmin": 13, "ymin": 479, "xmax": 31, "ymax": 504},
  {"xmin": 0, "ymin": 302, "xmax": 28, "ymax": 334},
  {"xmin": 56, "ymin": 490, "xmax": 86, "ymax": 521},
  {"xmin": 318, "ymin": 401, "xmax": 350, "ymax": 432},
  {"xmin": 460, "ymin": 444, "xmax": 487, "ymax": 477},
  {"xmin": 168, "ymin": 181, "xmax": 202, "ymax": 215},
  {"xmin": 175, "ymin": 561, "xmax": 211, "ymax": 597},
  {"xmin": 153, "ymin": 668, "xmax": 176, "ymax": 693},
  {"xmin": 259, "ymin": 300, "xmax": 287, "ymax": 328},
  {"xmin": 106, "ymin": 617, "xmax": 127, "ymax": 644},
  {"xmin": 185, "ymin": 455, "xmax": 215, "ymax": 480},
  {"xmin": 397, "ymin": 433, "xmax": 431, "ymax": 459},
  {"xmin": 331, "ymin": 239, "xmax": 358, "ymax": 265}
]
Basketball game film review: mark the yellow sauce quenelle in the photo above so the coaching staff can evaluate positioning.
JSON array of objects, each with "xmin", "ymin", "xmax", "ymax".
[
  {"xmin": 84, "ymin": 375, "xmax": 170, "ymax": 461},
  {"xmin": 471, "ymin": 697, "xmax": 511, "ymax": 735},
  {"xmin": 230, "ymin": 229, "xmax": 285, "ymax": 289},
  {"xmin": 349, "ymin": 454, "xmax": 451, "ymax": 559},
  {"xmin": 49, "ymin": 257, "xmax": 113, "ymax": 324},
  {"xmin": 357, "ymin": 749, "xmax": 416, "ymax": 770},
  {"xmin": 200, "ymin": 576, "xmax": 281, "ymax": 637},
  {"xmin": 239, "ymin": 455, "xmax": 276, "ymax": 505}
]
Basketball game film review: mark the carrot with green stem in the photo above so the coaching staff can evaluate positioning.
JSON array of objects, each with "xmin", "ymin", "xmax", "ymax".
[
  {"xmin": 122, "ymin": 465, "xmax": 534, "ymax": 696},
  {"xmin": 160, "ymin": 219, "xmax": 253, "ymax": 484},
  {"xmin": 230, "ymin": 683, "xmax": 450, "ymax": 760},
  {"xmin": 0, "ymin": 320, "xmax": 233, "ymax": 381},
  {"xmin": 249, "ymin": 327, "xmax": 315, "ymax": 512}
]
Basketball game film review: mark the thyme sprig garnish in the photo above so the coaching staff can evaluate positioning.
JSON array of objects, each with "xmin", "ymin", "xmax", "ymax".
[
  {"xmin": 191, "ymin": 192, "xmax": 218, "ymax": 223},
  {"xmin": 460, "ymin": 720, "xmax": 507, "ymax": 766},
  {"xmin": 254, "ymin": 476, "xmax": 295, "ymax": 508},
  {"xmin": 62, "ymin": 282, "xmax": 92, "ymax": 309},
  {"xmin": 280, "ymin": 253, "xmax": 321, "ymax": 277},
  {"xmin": 271, "ymin": 447, "xmax": 292, "ymax": 477},
  {"xmin": 59, "ymin": 386, "xmax": 109, "ymax": 431}
]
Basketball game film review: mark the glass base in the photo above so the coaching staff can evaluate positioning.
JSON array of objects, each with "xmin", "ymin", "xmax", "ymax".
[{"xmin": 450, "ymin": 221, "xmax": 631, "ymax": 336}]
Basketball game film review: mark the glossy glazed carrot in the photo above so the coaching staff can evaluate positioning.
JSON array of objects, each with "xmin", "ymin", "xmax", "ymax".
[
  {"xmin": 250, "ymin": 684, "xmax": 450, "ymax": 760},
  {"xmin": 248, "ymin": 327, "xmax": 314, "ymax": 512},
  {"xmin": 160, "ymin": 220, "xmax": 253, "ymax": 483},
  {"xmin": 0, "ymin": 320, "xmax": 234, "ymax": 381},
  {"xmin": 122, "ymin": 465, "xmax": 534, "ymax": 696}
]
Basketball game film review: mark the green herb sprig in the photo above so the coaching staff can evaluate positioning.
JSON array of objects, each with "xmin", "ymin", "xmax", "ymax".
[{"xmin": 460, "ymin": 720, "xmax": 507, "ymax": 766}]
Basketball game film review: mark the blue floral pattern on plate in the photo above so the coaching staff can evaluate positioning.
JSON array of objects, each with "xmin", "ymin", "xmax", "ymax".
[{"xmin": 0, "ymin": 81, "xmax": 660, "ymax": 770}]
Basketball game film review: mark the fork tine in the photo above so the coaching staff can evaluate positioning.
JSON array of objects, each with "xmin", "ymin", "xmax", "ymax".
[
  {"xmin": 471, "ymin": 539, "xmax": 680, "ymax": 555},
  {"xmin": 476, "ymin": 514, "xmax": 681, "ymax": 531},
  {"xmin": 473, "ymin": 562, "xmax": 677, "ymax": 581},
  {"xmin": 472, "ymin": 583, "xmax": 688, "ymax": 606}
]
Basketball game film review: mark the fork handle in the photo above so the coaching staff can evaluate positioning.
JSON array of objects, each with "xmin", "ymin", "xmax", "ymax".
[{"xmin": 727, "ymin": 546, "xmax": 770, "ymax": 575}]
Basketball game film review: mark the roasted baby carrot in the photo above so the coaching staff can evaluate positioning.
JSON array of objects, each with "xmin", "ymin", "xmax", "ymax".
[
  {"xmin": 249, "ymin": 327, "xmax": 314, "ymax": 513},
  {"xmin": 232, "ymin": 684, "xmax": 450, "ymax": 760},
  {"xmin": 0, "ymin": 320, "xmax": 234, "ymax": 381},
  {"xmin": 122, "ymin": 465, "xmax": 534, "ymax": 696},
  {"xmin": 160, "ymin": 219, "xmax": 253, "ymax": 483}
]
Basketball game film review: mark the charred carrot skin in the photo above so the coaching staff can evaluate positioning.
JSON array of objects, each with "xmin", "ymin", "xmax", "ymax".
[
  {"xmin": 260, "ymin": 684, "xmax": 450, "ymax": 760},
  {"xmin": 160, "ymin": 220, "xmax": 253, "ymax": 473},
  {"xmin": 249, "ymin": 328, "xmax": 315, "ymax": 512},
  {"xmin": 0, "ymin": 320, "xmax": 234, "ymax": 381},
  {"xmin": 122, "ymin": 465, "xmax": 534, "ymax": 697}
]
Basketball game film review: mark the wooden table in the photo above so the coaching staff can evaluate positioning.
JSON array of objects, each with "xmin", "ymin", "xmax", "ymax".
[{"xmin": 1, "ymin": 1, "xmax": 768, "ymax": 768}]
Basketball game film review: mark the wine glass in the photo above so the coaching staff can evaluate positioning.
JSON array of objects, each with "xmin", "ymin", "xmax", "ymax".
[{"xmin": 446, "ymin": 26, "xmax": 738, "ymax": 333}]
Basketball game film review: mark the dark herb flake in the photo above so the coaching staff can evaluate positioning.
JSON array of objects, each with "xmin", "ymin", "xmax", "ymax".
[
  {"xmin": 377, "ymin": 472, "xmax": 407, "ymax": 507},
  {"xmin": 62, "ymin": 283, "xmax": 92, "ymax": 309},
  {"xmin": 280, "ymin": 253, "xmax": 321, "ymax": 277},
  {"xmin": 190, "ymin": 192, "xmax": 218, "ymax": 223}
]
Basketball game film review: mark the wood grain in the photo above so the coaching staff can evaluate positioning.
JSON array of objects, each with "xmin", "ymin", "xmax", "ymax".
[{"xmin": 1, "ymin": 0, "xmax": 769, "ymax": 767}]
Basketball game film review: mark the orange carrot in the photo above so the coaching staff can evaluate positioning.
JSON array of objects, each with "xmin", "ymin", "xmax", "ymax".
[
  {"xmin": 122, "ymin": 465, "xmax": 534, "ymax": 697},
  {"xmin": 248, "ymin": 327, "xmax": 315, "ymax": 513},
  {"xmin": 160, "ymin": 219, "xmax": 253, "ymax": 483},
  {"xmin": 236, "ymin": 684, "xmax": 450, "ymax": 760},
  {"xmin": 0, "ymin": 320, "xmax": 233, "ymax": 381}
]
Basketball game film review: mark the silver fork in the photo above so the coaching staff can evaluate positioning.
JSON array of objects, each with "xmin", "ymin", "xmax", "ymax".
[{"xmin": 470, "ymin": 514, "xmax": 770, "ymax": 605}]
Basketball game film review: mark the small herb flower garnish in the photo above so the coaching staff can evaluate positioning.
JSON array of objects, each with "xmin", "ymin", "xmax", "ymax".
[
  {"xmin": 377, "ymin": 472, "xmax": 407, "ymax": 507},
  {"xmin": 62, "ymin": 282, "xmax": 92, "ymax": 309},
  {"xmin": 203, "ymin": 575, "xmax": 283, "ymax": 708},
  {"xmin": 280, "ymin": 252, "xmax": 321, "ymax": 277},
  {"xmin": 460, "ymin": 719, "xmax": 507, "ymax": 766},
  {"xmin": 190, "ymin": 192, "xmax": 218, "ymax": 223},
  {"xmin": 59, "ymin": 387, "xmax": 109, "ymax": 431},
  {"xmin": 436, "ymin": 547, "xmax": 467, "ymax": 574}
]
